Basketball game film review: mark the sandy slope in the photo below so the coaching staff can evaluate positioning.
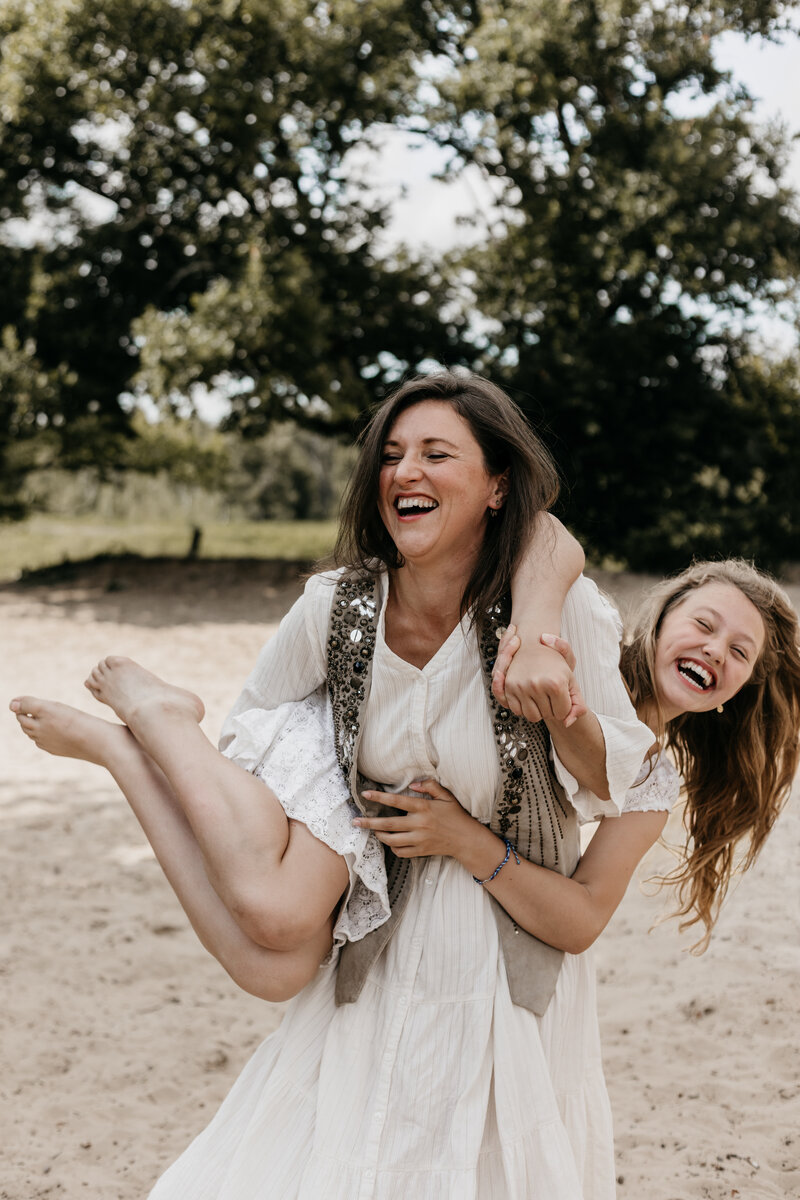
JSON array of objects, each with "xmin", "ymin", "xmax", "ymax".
[{"xmin": 1, "ymin": 562, "xmax": 798, "ymax": 1199}]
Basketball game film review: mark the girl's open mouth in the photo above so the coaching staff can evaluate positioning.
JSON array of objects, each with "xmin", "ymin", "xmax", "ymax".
[{"xmin": 676, "ymin": 658, "xmax": 716, "ymax": 692}]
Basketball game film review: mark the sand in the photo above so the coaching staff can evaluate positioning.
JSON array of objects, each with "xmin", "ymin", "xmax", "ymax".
[{"xmin": 1, "ymin": 561, "xmax": 798, "ymax": 1200}]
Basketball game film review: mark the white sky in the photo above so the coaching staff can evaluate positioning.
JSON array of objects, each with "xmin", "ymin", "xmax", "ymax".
[{"xmin": 363, "ymin": 29, "xmax": 800, "ymax": 253}]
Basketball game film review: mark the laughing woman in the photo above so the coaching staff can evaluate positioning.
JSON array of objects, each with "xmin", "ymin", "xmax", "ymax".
[{"xmin": 14, "ymin": 371, "xmax": 655, "ymax": 1200}]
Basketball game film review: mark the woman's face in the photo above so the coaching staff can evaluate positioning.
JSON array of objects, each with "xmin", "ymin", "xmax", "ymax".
[
  {"xmin": 653, "ymin": 582, "xmax": 766, "ymax": 720},
  {"xmin": 378, "ymin": 400, "xmax": 507, "ymax": 571}
]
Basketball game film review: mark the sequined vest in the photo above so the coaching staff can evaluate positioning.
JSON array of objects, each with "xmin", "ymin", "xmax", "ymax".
[{"xmin": 327, "ymin": 574, "xmax": 580, "ymax": 1016}]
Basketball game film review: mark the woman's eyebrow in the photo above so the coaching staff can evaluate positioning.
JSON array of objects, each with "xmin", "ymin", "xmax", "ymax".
[{"xmin": 383, "ymin": 436, "xmax": 459, "ymax": 448}]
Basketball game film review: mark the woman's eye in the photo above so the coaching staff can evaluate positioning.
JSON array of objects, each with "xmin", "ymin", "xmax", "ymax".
[
  {"xmin": 381, "ymin": 454, "xmax": 400, "ymax": 463},
  {"xmin": 427, "ymin": 452, "xmax": 448, "ymax": 460},
  {"xmin": 695, "ymin": 618, "xmax": 710, "ymax": 631}
]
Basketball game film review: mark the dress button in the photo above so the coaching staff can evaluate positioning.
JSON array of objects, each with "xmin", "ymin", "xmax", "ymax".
[{"xmin": 425, "ymin": 876, "xmax": 434, "ymax": 886}]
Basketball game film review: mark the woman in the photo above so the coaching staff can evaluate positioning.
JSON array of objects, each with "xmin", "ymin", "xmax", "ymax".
[{"xmin": 12, "ymin": 370, "xmax": 654, "ymax": 1198}]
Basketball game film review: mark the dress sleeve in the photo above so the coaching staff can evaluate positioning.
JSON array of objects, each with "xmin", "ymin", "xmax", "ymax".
[
  {"xmin": 552, "ymin": 575, "xmax": 656, "ymax": 823},
  {"xmin": 218, "ymin": 570, "xmax": 340, "ymax": 754},
  {"xmin": 622, "ymin": 754, "xmax": 681, "ymax": 814}
]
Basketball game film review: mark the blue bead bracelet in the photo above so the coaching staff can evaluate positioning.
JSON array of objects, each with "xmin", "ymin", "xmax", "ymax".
[{"xmin": 473, "ymin": 840, "xmax": 520, "ymax": 885}]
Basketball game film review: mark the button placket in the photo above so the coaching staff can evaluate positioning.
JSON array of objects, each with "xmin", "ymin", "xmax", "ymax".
[{"xmin": 357, "ymin": 865, "xmax": 433, "ymax": 1199}]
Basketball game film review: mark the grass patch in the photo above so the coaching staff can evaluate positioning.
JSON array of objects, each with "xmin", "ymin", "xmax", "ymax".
[{"xmin": 0, "ymin": 515, "xmax": 339, "ymax": 582}]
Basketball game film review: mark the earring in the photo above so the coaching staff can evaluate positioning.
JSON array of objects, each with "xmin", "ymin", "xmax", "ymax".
[
  {"xmin": 716, "ymin": 704, "xmax": 724, "ymax": 714},
  {"xmin": 488, "ymin": 506, "xmax": 498, "ymax": 518}
]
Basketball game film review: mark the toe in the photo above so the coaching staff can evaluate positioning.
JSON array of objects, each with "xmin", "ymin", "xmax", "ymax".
[{"xmin": 10, "ymin": 695, "xmax": 41, "ymax": 717}]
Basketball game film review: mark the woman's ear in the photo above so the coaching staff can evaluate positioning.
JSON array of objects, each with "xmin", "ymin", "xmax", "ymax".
[{"xmin": 492, "ymin": 469, "xmax": 510, "ymax": 508}]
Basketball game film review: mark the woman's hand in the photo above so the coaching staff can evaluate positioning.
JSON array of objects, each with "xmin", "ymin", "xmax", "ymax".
[
  {"xmin": 492, "ymin": 628, "xmax": 588, "ymax": 727},
  {"xmin": 354, "ymin": 779, "xmax": 482, "ymax": 859}
]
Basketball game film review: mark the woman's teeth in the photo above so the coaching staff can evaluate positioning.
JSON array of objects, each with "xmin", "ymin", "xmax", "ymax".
[
  {"xmin": 677, "ymin": 659, "xmax": 714, "ymax": 690},
  {"xmin": 396, "ymin": 498, "xmax": 438, "ymax": 513}
]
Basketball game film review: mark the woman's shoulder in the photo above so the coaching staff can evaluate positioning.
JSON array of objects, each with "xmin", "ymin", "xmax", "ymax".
[{"xmin": 302, "ymin": 567, "xmax": 386, "ymax": 626}]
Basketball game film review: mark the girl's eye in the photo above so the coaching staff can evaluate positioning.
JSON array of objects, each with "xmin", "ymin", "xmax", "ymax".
[
  {"xmin": 694, "ymin": 618, "xmax": 711, "ymax": 631},
  {"xmin": 732, "ymin": 646, "xmax": 748, "ymax": 661},
  {"xmin": 381, "ymin": 453, "xmax": 400, "ymax": 463}
]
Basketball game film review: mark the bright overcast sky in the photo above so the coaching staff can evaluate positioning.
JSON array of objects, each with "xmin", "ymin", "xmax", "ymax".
[{"xmin": 364, "ymin": 29, "xmax": 800, "ymax": 253}]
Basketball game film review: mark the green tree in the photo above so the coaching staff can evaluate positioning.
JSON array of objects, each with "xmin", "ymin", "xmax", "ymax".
[
  {"xmin": 429, "ymin": 0, "xmax": 800, "ymax": 567},
  {"xmin": 0, "ymin": 0, "xmax": 467, "ymax": 491}
]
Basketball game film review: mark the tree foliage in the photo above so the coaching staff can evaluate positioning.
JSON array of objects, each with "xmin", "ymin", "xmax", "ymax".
[
  {"xmin": 430, "ymin": 0, "xmax": 800, "ymax": 565},
  {"xmin": 0, "ymin": 0, "xmax": 468, "ymax": 458},
  {"xmin": 1, "ymin": 0, "xmax": 799, "ymax": 567}
]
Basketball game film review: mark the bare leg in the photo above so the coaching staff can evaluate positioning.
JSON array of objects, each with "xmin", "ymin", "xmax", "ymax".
[
  {"xmin": 79, "ymin": 658, "xmax": 349, "ymax": 950},
  {"xmin": 10, "ymin": 698, "xmax": 330, "ymax": 1001}
]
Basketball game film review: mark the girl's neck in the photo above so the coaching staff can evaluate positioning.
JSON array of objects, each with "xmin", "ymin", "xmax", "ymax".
[{"xmin": 638, "ymin": 694, "xmax": 679, "ymax": 736}]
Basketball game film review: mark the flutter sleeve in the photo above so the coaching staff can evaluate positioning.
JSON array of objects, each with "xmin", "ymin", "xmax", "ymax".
[
  {"xmin": 552, "ymin": 575, "xmax": 656, "ymax": 823},
  {"xmin": 621, "ymin": 754, "xmax": 681, "ymax": 814}
]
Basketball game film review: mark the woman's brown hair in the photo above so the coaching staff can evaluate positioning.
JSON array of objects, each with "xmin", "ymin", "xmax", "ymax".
[
  {"xmin": 334, "ymin": 370, "xmax": 560, "ymax": 623},
  {"xmin": 621, "ymin": 559, "xmax": 800, "ymax": 950}
]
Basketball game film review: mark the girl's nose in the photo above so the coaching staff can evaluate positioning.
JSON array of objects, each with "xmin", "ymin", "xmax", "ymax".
[{"xmin": 703, "ymin": 639, "xmax": 724, "ymax": 665}]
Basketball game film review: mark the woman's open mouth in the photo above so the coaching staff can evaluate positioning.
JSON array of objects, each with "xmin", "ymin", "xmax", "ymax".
[
  {"xmin": 675, "ymin": 658, "xmax": 717, "ymax": 692},
  {"xmin": 394, "ymin": 496, "xmax": 439, "ymax": 518}
]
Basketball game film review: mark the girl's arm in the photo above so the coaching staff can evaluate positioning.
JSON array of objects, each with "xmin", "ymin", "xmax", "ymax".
[
  {"xmin": 356, "ymin": 782, "xmax": 667, "ymax": 953},
  {"xmin": 498, "ymin": 514, "xmax": 585, "ymax": 724}
]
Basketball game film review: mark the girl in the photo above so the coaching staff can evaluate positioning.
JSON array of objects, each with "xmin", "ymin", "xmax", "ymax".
[{"xmin": 486, "ymin": 557, "xmax": 800, "ymax": 951}]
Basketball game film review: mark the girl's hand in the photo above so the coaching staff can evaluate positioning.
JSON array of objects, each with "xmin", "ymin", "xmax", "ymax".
[
  {"xmin": 353, "ymin": 779, "xmax": 479, "ymax": 859},
  {"xmin": 492, "ymin": 630, "xmax": 587, "ymax": 727}
]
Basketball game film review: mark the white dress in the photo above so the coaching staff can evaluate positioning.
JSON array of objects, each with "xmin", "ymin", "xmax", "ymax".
[{"xmin": 149, "ymin": 574, "xmax": 675, "ymax": 1200}]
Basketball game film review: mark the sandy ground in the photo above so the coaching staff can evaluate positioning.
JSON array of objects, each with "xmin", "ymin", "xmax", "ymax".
[{"xmin": 1, "ymin": 560, "xmax": 798, "ymax": 1200}]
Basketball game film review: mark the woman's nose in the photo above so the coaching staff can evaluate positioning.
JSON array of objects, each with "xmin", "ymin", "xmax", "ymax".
[{"xmin": 394, "ymin": 453, "xmax": 422, "ymax": 483}]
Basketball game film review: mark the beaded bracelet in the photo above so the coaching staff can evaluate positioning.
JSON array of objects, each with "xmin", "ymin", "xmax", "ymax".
[{"xmin": 473, "ymin": 840, "xmax": 520, "ymax": 885}]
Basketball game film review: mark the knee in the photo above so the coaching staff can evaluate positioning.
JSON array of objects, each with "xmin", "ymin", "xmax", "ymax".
[
  {"xmin": 231, "ymin": 892, "xmax": 321, "ymax": 953},
  {"xmin": 221, "ymin": 939, "xmax": 327, "ymax": 1004}
]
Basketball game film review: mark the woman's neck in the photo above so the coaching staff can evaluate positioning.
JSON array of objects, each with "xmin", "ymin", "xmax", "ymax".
[
  {"xmin": 384, "ymin": 558, "xmax": 475, "ymax": 668},
  {"xmin": 388, "ymin": 556, "xmax": 473, "ymax": 629}
]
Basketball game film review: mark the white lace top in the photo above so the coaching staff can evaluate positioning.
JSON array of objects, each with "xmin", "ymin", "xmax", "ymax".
[{"xmin": 621, "ymin": 753, "xmax": 681, "ymax": 816}]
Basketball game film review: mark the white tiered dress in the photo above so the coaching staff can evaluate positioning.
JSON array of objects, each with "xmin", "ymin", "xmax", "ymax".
[{"xmin": 148, "ymin": 574, "xmax": 676, "ymax": 1200}]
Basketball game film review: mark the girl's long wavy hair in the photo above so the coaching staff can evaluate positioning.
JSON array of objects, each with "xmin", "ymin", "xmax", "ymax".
[
  {"xmin": 334, "ymin": 370, "xmax": 560, "ymax": 623},
  {"xmin": 620, "ymin": 560, "xmax": 800, "ymax": 951}
]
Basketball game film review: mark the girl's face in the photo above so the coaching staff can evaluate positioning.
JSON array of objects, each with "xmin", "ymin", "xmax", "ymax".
[
  {"xmin": 377, "ymin": 400, "xmax": 507, "ymax": 571},
  {"xmin": 654, "ymin": 582, "xmax": 766, "ymax": 720}
]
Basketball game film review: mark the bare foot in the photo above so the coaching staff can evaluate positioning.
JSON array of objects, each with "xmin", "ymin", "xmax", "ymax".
[
  {"xmin": 10, "ymin": 696, "xmax": 128, "ymax": 766},
  {"xmin": 84, "ymin": 656, "xmax": 205, "ymax": 732}
]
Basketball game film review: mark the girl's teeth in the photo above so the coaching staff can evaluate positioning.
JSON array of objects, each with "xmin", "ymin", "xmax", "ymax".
[{"xmin": 677, "ymin": 659, "xmax": 714, "ymax": 689}]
